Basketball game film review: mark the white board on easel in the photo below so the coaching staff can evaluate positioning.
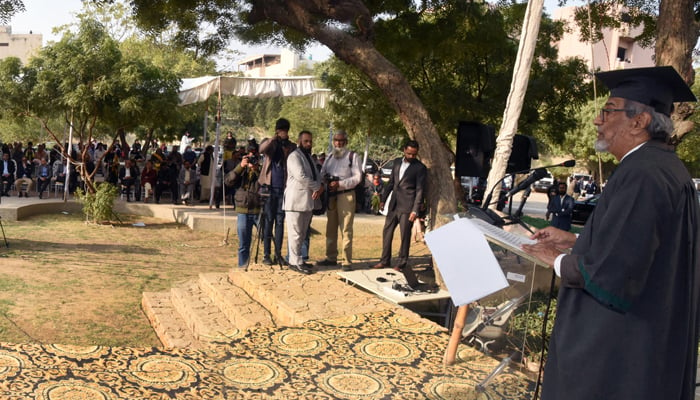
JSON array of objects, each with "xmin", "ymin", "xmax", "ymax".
[{"xmin": 424, "ymin": 217, "xmax": 508, "ymax": 306}]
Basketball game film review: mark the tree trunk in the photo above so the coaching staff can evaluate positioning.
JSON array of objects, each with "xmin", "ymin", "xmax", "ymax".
[
  {"xmin": 142, "ymin": 128, "xmax": 154, "ymax": 156},
  {"xmin": 329, "ymin": 39, "xmax": 457, "ymax": 227},
  {"xmin": 656, "ymin": 0, "xmax": 698, "ymax": 144}
]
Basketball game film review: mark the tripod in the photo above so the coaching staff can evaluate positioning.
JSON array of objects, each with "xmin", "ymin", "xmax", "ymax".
[
  {"xmin": 250, "ymin": 193, "xmax": 269, "ymax": 271},
  {"xmin": 0, "ymin": 216, "xmax": 8, "ymax": 248}
]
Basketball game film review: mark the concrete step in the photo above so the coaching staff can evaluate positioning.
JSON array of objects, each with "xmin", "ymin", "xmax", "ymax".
[
  {"xmin": 141, "ymin": 292, "xmax": 203, "ymax": 349},
  {"xmin": 197, "ymin": 272, "xmax": 275, "ymax": 331},
  {"xmin": 229, "ymin": 268, "xmax": 397, "ymax": 327},
  {"xmin": 170, "ymin": 280, "xmax": 245, "ymax": 344}
]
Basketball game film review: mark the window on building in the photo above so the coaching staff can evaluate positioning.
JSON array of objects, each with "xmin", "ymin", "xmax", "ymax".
[
  {"xmin": 617, "ymin": 47, "xmax": 627, "ymax": 62},
  {"xmin": 0, "ymin": 43, "xmax": 8, "ymax": 47}
]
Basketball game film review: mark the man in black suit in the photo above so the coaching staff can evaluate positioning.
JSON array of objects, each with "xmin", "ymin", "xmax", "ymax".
[
  {"xmin": 373, "ymin": 140, "xmax": 427, "ymax": 271},
  {"xmin": 119, "ymin": 159, "xmax": 140, "ymax": 202},
  {"xmin": 1, "ymin": 152, "xmax": 16, "ymax": 196}
]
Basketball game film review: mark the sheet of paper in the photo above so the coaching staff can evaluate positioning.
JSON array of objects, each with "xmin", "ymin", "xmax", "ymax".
[{"xmin": 425, "ymin": 218, "xmax": 508, "ymax": 306}]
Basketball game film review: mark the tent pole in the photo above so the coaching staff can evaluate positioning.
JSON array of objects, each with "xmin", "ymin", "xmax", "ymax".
[
  {"xmin": 64, "ymin": 110, "xmax": 73, "ymax": 202},
  {"xmin": 209, "ymin": 77, "xmax": 222, "ymax": 209}
]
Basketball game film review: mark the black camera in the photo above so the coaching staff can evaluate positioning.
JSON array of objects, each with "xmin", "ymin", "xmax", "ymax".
[
  {"xmin": 277, "ymin": 137, "xmax": 291, "ymax": 148},
  {"xmin": 324, "ymin": 174, "xmax": 340, "ymax": 182},
  {"xmin": 245, "ymin": 155, "xmax": 259, "ymax": 165}
]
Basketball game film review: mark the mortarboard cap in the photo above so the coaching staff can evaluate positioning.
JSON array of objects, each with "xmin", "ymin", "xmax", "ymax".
[{"xmin": 595, "ymin": 66, "xmax": 697, "ymax": 116}]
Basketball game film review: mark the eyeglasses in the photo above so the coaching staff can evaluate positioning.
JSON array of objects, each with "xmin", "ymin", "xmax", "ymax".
[
  {"xmin": 599, "ymin": 108, "xmax": 632, "ymax": 122},
  {"xmin": 333, "ymin": 138, "xmax": 347, "ymax": 143}
]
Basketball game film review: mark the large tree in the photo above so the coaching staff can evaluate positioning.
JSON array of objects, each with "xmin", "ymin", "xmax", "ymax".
[
  {"xmin": 0, "ymin": 19, "xmax": 182, "ymax": 192},
  {"xmin": 321, "ymin": 2, "xmax": 591, "ymax": 155},
  {"xmin": 128, "ymin": 0, "xmax": 458, "ymax": 223}
]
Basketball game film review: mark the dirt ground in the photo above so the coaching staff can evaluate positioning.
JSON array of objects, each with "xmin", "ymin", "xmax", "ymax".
[
  {"xmin": 0, "ymin": 208, "xmax": 553, "ymax": 349},
  {"xmin": 0, "ymin": 211, "xmax": 435, "ymax": 347}
]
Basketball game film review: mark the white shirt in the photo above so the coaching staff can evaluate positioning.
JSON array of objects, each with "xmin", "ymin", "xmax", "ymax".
[
  {"xmin": 320, "ymin": 149, "xmax": 362, "ymax": 191},
  {"xmin": 180, "ymin": 135, "xmax": 193, "ymax": 151},
  {"xmin": 399, "ymin": 158, "xmax": 411, "ymax": 180}
]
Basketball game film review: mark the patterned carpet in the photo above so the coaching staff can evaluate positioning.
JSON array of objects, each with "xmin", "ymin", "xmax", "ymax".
[{"xmin": 0, "ymin": 310, "xmax": 534, "ymax": 399}]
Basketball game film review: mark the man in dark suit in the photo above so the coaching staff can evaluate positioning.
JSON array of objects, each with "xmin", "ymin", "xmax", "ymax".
[
  {"xmin": 1, "ymin": 152, "xmax": 16, "ymax": 196},
  {"xmin": 373, "ymin": 140, "xmax": 427, "ymax": 271},
  {"xmin": 119, "ymin": 159, "xmax": 140, "ymax": 202},
  {"xmin": 547, "ymin": 182, "xmax": 574, "ymax": 231}
]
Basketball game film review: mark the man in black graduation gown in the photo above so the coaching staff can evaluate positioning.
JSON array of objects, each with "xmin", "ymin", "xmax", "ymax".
[{"xmin": 523, "ymin": 66, "xmax": 700, "ymax": 400}]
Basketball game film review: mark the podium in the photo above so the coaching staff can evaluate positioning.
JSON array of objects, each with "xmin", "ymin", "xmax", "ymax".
[{"xmin": 424, "ymin": 214, "xmax": 550, "ymax": 387}]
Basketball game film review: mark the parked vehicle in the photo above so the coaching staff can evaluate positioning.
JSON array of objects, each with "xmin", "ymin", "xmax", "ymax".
[
  {"xmin": 572, "ymin": 194, "xmax": 600, "ymax": 225},
  {"xmin": 531, "ymin": 172, "xmax": 553, "ymax": 193},
  {"xmin": 462, "ymin": 177, "xmax": 508, "ymax": 210},
  {"xmin": 380, "ymin": 159, "xmax": 395, "ymax": 179},
  {"xmin": 363, "ymin": 158, "xmax": 378, "ymax": 174}
]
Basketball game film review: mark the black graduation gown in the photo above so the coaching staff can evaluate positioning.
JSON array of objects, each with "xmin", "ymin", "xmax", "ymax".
[{"xmin": 542, "ymin": 141, "xmax": 700, "ymax": 400}]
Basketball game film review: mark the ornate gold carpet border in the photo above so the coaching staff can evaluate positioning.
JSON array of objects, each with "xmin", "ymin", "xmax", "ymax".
[{"xmin": 0, "ymin": 310, "xmax": 533, "ymax": 399}]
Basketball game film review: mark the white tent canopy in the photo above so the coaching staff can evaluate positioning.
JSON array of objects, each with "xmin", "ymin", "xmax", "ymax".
[
  {"xmin": 178, "ymin": 75, "xmax": 328, "ymax": 106},
  {"xmin": 176, "ymin": 75, "xmax": 331, "ymax": 210}
]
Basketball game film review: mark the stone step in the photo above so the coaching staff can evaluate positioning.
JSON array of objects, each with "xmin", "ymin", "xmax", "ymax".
[
  {"xmin": 170, "ymin": 281, "xmax": 244, "ymax": 343},
  {"xmin": 197, "ymin": 272, "xmax": 275, "ymax": 331},
  {"xmin": 141, "ymin": 292, "xmax": 203, "ymax": 349},
  {"xmin": 229, "ymin": 268, "xmax": 397, "ymax": 327}
]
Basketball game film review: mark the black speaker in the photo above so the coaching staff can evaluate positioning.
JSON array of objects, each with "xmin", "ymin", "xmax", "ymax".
[
  {"xmin": 455, "ymin": 122, "xmax": 495, "ymax": 178},
  {"xmin": 506, "ymin": 134, "xmax": 539, "ymax": 173}
]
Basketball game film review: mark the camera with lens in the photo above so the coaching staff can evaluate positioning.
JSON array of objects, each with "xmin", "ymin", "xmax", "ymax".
[
  {"xmin": 324, "ymin": 174, "xmax": 340, "ymax": 183},
  {"xmin": 245, "ymin": 155, "xmax": 259, "ymax": 165},
  {"xmin": 277, "ymin": 137, "xmax": 291, "ymax": 148}
]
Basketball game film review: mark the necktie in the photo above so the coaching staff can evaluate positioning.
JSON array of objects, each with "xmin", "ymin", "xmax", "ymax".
[{"xmin": 301, "ymin": 150, "xmax": 317, "ymax": 181}]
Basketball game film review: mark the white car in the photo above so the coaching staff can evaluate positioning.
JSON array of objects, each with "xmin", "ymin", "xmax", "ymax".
[{"xmin": 532, "ymin": 173, "xmax": 553, "ymax": 192}]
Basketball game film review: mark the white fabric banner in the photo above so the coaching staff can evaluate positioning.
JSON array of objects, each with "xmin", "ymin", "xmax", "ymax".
[{"xmin": 178, "ymin": 76, "xmax": 329, "ymax": 106}]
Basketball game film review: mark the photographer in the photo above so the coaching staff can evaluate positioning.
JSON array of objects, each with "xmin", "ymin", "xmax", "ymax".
[
  {"xmin": 225, "ymin": 146, "xmax": 262, "ymax": 268},
  {"xmin": 317, "ymin": 130, "xmax": 363, "ymax": 271},
  {"xmin": 257, "ymin": 118, "xmax": 296, "ymax": 265}
]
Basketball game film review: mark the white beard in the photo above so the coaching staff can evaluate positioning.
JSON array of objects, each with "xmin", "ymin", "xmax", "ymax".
[
  {"xmin": 332, "ymin": 147, "xmax": 347, "ymax": 158},
  {"xmin": 594, "ymin": 139, "xmax": 609, "ymax": 153}
]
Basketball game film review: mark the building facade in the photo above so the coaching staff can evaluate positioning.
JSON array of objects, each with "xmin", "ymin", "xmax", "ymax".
[
  {"xmin": 238, "ymin": 49, "xmax": 316, "ymax": 77},
  {"xmin": 553, "ymin": 6, "xmax": 654, "ymax": 72},
  {"xmin": 0, "ymin": 26, "xmax": 42, "ymax": 65}
]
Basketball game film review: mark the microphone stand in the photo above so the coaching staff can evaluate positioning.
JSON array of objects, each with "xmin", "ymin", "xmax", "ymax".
[{"xmin": 502, "ymin": 186, "xmax": 535, "ymax": 235}]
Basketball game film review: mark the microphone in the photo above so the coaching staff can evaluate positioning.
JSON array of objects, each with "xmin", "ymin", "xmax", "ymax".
[
  {"xmin": 505, "ymin": 168, "xmax": 548, "ymax": 198},
  {"xmin": 549, "ymin": 159, "xmax": 576, "ymax": 168},
  {"xmin": 512, "ymin": 159, "xmax": 575, "ymax": 174}
]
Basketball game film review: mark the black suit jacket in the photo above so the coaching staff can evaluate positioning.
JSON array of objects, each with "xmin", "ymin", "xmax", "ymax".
[
  {"xmin": 381, "ymin": 157, "xmax": 427, "ymax": 214},
  {"xmin": 1, "ymin": 159, "xmax": 16, "ymax": 178}
]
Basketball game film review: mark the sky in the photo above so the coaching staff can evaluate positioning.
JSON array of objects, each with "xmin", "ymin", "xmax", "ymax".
[{"xmin": 9, "ymin": 0, "xmax": 577, "ymax": 69}]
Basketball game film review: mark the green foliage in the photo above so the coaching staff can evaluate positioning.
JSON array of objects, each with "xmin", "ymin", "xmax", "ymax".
[
  {"xmin": 74, "ymin": 183, "xmax": 119, "ymax": 223},
  {"xmin": 0, "ymin": 0, "xmax": 217, "ymax": 147},
  {"xmin": 0, "ymin": 0, "xmax": 23, "ymax": 24},
  {"xmin": 319, "ymin": 2, "xmax": 592, "ymax": 154},
  {"xmin": 508, "ymin": 290, "xmax": 557, "ymax": 362}
]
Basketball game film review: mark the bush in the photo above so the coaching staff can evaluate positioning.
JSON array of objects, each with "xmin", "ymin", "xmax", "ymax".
[
  {"xmin": 74, "ymin": 183, "xmax": 119, "ymax": 223},
  {"xmin": 507, "ymin": 289, "xmax": 557, "ymax": 364}
]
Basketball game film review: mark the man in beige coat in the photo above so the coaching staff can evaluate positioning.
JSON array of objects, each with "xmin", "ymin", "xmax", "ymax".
[{"xmin": 283, "ymin": 130, "xmax": 323, "ymax": 274}]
